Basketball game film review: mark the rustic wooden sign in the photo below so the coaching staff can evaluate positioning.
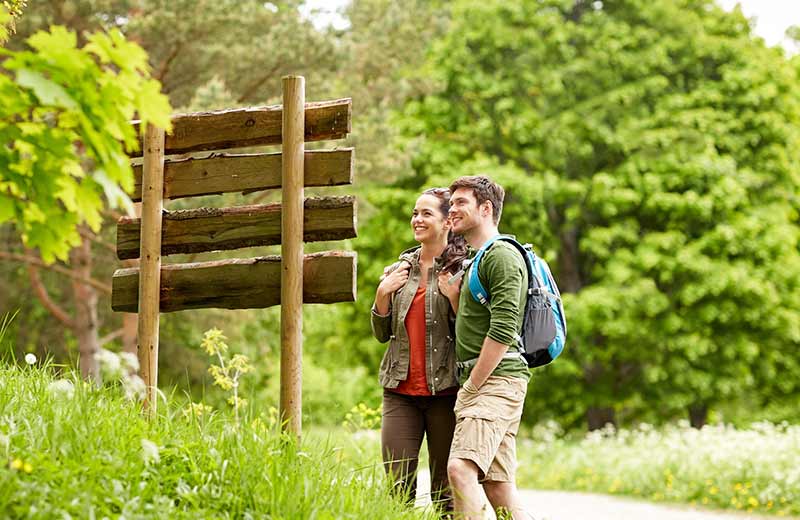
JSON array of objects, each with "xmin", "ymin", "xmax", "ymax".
[
  {"xmin": 129, "ymin": 98, "xmax": 351, "ymax": 157},
  {"xmin": 111, "ymin": 251, "xmax": 356, "ymax": 313},
  {"xmin": 116, "ymin": 196, "xmax": 356, "ymax": 260},
  {"xmin": 114, "ymin": 77, "xmax": 355, "ymax": 435},
  {"xmin": 129, "ymin": 148, "xmax": 353, "ymax": 202}
]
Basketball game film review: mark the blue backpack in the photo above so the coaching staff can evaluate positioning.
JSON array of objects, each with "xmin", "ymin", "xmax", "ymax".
[{"xmin": 467, "ymin": 235, "xmax": 567, "ymax": 368}]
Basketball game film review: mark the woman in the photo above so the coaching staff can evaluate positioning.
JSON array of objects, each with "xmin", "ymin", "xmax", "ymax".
[{"xmin": 370, "ymin": 187, "xmax": 467, "ymax": 512}]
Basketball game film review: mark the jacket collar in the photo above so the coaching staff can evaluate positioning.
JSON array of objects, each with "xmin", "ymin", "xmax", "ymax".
[{"xmin": 398, "ymin": 246, "xmax": 445, "ymax": 268}]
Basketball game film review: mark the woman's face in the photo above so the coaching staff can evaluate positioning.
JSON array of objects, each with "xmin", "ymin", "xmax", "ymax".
[{"xmin": 411, "ymin": 194, "xmax": 450, "ymax": 244}]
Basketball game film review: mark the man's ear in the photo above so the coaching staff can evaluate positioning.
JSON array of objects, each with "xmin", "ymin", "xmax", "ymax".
[{"xmin": 482, "ymin": 200, "xmax": 493, "ymax": 219}]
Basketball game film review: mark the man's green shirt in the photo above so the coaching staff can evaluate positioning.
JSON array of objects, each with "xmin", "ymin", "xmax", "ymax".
[{"xmin": 455, "ymin": 240, "xmax": 531, "ymax": 383}]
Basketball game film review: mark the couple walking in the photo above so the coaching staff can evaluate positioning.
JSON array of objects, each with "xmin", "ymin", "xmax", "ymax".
[{"xmin": 371, "ymin": 175, "xmax": 531, "ymax": 519}]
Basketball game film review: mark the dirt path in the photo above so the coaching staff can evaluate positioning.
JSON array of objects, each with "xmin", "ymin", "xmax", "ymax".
[{"xmin": 415, "ymin": 470, "xmax": 793, "ymax": 520}]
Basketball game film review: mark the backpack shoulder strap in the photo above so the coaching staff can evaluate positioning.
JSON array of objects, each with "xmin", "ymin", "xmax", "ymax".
[{"xmin": 468, "ymin": 235, "xmax": 534, "ymax": 305}]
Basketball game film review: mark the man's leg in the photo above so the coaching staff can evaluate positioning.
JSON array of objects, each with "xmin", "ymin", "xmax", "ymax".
[
  {"xmin": 483, "ymin": 481, "xmax": 527, "ymax": 519},
  {"xmin": 447, "ymin": 457, "xmax": 486, "ymax": 519},
  {"xmin": 381, "ymin": 390, "xmax": 424, "ymax": 503},
  {"xmin": 479, "ymin": 377, "xmax": 529, "ymax": 519}
]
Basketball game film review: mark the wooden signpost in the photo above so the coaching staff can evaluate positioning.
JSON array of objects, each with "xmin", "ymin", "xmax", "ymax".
[{"xmin": 112, "ymin": 77, "xmax": 356, "ymax": 436}]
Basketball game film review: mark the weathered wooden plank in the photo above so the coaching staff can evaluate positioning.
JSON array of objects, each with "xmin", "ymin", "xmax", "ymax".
[
  {"xmin": 129, "ymin": 98, "xmax": 351, "ymax": 157},
  {"xmin": 111, "ymin": 251, "xmax": 356, "ymax": 313},
  {"xmin": 116, "ymin": 196, "xmax": 357, "ymax": 260},
  {"xmin": 130, "ymin": 148, "xmax": 353, "ymax": 202}
]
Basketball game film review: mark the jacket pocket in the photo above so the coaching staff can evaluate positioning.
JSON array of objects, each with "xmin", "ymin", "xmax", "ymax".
[
  {"xmin": 435, "ymin": 335, "xmax": 458, "ymax": 389},
  {"xmin": 378, "ymin": 341, "xmax": 396, "ymax": 388}
]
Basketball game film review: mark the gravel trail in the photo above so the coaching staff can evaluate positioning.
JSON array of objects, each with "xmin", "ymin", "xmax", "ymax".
[{"xmin": 414, "ymin": 470, "xmax": 794, "ymax": 520}]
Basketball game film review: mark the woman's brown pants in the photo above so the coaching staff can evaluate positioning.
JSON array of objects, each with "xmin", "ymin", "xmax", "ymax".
[{"xmin": 381, "ymin": 389, "xmax": 457, "ymax": 512}]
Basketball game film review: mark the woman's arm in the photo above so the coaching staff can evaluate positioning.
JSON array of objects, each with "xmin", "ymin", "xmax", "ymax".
[{"xmin": 370, "ymin": 261, "xmax": 411, "ymax": 342}]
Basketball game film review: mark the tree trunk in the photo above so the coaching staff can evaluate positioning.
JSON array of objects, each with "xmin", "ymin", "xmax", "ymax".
[
  {"xmin": 70, "ymin": 237, "xmax": 100, "ymax": 382},
  {"xmin": 559, "ymin": 227, "xmax": 582, "ymax": 293},
  {"xmin": 689, "ymin": 403, "xmax": 708, "ymax": 429},
  {"xmin": 584, "ymin": 361, "xmax": 616, "ymax": 431},
  {"xmin": 587, "ymin": 407, "xmax": 616, "ymax": 431}
]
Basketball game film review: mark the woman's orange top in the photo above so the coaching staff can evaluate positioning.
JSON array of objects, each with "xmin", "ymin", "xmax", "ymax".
[{"xmin": 393, "ymin": 286, "xmax": 431, "ymax": 396}]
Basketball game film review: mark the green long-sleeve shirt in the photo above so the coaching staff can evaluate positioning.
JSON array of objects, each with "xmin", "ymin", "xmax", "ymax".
[{"xmin": 455, "ymin": 240, "xmax": 531, "ymax": 383}]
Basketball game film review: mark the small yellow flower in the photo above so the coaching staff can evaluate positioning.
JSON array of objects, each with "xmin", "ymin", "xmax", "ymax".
[
  {"xmin": 251, "ymin": 417, "xmax": 268, "ymax": 432},
  {"xmin": 10, "ymin": 458, "xmax": 23, "ymax": 470},
  {"xmin": 229, "ymin": 354, "xmax": 252, "ymax": 373},
  {"xmin": 201, "ymin": 328, "xmax": 228, "ymax": 356},
  {"xmin": 227, "ymin": 395, "xmax": 247, "ymax": 410},
  {"xmin": 182, "ymin": 402, "xmax": 213, "ymax": 419},
  {"xmin": 22, "ymin": 462, "xmax": 32, "ymax": 473},
  {"xmin": 709, "ymin": 486, "xmax": 718, "ymax": 495},
  {"xmin": 748, "ymin": 497, "xmax": 759, "ymax": 507}
]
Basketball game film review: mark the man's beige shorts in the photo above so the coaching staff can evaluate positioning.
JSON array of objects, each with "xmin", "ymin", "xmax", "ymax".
[{"xmin": 449, "ymin": 375, "xmax": 527, "ymax": 482}]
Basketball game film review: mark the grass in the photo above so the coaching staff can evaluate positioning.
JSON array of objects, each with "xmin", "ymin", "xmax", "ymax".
[
  {"xmin": 0, "ymin": 362, "xmax": 432, "ymax": 519},
  {"xmin": 516, "ymin": 420, "xmax": 800, "ymax": 517}
]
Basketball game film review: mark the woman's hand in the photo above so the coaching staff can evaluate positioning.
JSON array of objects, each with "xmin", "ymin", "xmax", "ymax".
[
  {"xmin": 438, "ymin": 271, "xmax": 462, "ymax": 312},
  {"xmin": 374, "ymin": 261, "xmax": 411, "ymax": 315},
  {"xmin": 379, "ymin": 261, "xmax": 410, "ymax": 295}
]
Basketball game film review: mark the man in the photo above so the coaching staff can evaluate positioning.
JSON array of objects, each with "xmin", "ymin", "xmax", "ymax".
[{"xmin": 446, "ymin": 175, "xmax": 530, "ymax": 519}]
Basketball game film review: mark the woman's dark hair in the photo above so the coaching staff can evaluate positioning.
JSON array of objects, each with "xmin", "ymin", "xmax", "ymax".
[{"xmin": 422, "ymin": 187, "xmax": 469, "ymax": 274}]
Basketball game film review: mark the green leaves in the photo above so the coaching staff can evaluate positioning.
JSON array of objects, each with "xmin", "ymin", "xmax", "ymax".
[
  {"xmin": 403, "ymin": 0, "xmax": 800, "ymax": 427},
  {"xmin": 14, "ymin": 69, "xmax": 78, "ymax": 109},
  {"xmin": 0, "ymin": 24, "xmax": 172, "ymax": 263}
]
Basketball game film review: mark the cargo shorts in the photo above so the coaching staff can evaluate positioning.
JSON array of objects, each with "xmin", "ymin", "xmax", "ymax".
[{"xmin": 448, "ymin": 375, "xmax": 527, "ymax": 482}]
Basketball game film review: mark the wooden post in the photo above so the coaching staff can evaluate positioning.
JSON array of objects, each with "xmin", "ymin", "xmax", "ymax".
[
  {"xmin": 137, "ymin": 124, "xmax": 165, "ymax": 417},
  {"xmin": 280, "ymin": 76, "xmax": 305, "ymax": 436}
]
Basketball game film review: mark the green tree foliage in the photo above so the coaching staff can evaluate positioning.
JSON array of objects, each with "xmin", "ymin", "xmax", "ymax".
[
  {"xmin": 401, "ymin": 0, "xmax": 800, "ymax": 428},
  {"xmin": 11, "ymin": 1, "xmax": 339, "ymax": 109},
  {"xmin": 0, "ymin": 1, "xmax": 25, "ymax": 41},
  {"xmin": 334, "ymin": 0, "xmax": 451, "ymax": 184},
  {"xmin": 0, "ymin": 16, "xmax": 171, "ymax": 262}
]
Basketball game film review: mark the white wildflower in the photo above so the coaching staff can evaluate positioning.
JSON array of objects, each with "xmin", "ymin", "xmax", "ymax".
[
  {"xmin": 95, "ymin": 349, "xmax": 123, "ymax": 381},
  {"xmin": 24, "ymin": 353, "xmax": 36, "ymax": 365},
  {"xmin": 47, "ymin": 379, "xmax": 75, "ymax": 400},
  {"xmin": 141, "ymin": 438, "xmax": 160, "ymax": 465},
  {"xmin": 123, "ymin": 374, "xmax": 146, "ymax": 401},
  {"xmin": 118, "ymin": 351, "xmax": 140, "ymax": 372}
]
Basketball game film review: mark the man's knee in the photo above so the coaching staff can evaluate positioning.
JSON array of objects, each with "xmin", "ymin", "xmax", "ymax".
[{"xmin": 447, "ymin": 457, "xmax": 479, "ymax": 487}]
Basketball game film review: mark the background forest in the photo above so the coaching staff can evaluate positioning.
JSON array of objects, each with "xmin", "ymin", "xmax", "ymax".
[{"xmin": 2, "ymin": 0, "xmax": 800, "ymax": 436}]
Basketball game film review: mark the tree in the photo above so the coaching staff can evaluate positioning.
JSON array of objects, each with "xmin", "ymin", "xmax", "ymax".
[
  {"xmin": 10, "ymin": 1, "xmax": 339, "ymax": 109},
  {"xmin": 0, "ymin": 23, "xmax": 171, "ymax": 261},
  {"xmin": 298, "ymin": 0, "xmax": 457, "ymax": 376},
  {"xmin": 401, "ymin": 0, "xmax": 800, "ymax": 429},
  {"xmin": 0, "ymin": 8, "xmax": 171, "ymax": 377}
]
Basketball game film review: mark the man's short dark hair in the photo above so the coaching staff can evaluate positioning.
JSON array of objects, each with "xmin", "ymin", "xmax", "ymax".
[{"xmin": 449, "ymin": 175, "xmax": 505, "ymax": 224}]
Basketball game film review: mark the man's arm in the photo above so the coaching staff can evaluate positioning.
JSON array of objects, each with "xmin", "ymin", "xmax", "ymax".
[
  {"xmin": 464, "ymin": 243, "xmax": 526, "ymax": 391},
  {"xmin": 463, "ymin": 336, "xmax": 509, "ymax": 391}
]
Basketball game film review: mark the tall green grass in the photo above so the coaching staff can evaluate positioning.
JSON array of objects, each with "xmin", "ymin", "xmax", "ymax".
[
  {"xmin": 0, "ymin": 362, "xmax": 430, "ymax": 519},
  {"xmin": 517, "ymin": 421, "xmax": 800, "ymax": 517}
]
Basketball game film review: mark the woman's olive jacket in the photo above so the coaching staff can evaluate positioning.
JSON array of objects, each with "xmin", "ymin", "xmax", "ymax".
[{"xmin": 370, "ymin": 247, "xmax": 459, "ymax": 394}]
